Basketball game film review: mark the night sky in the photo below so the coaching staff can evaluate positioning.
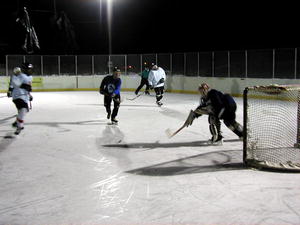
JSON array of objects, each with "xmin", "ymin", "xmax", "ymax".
[{"xmin": 0, "ymin": 0, "xmax": 299, "ymax": 57}]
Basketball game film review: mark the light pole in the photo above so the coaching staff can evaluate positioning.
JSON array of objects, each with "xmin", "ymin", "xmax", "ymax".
[
  {"xmin": 100, "ymin": 0, "xmax": 114, "ymax": 73},
  {"xmin": 107, "ymin": 0, "xmax": 113, "ymax": 55}
]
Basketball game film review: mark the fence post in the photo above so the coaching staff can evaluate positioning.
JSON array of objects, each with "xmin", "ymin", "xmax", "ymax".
[
  {"xmin": 228, "ymin": 51, "xmax": 230, "ymax": 77},
  {"xmin": 272, "ymin": 49, "xmax": 275, "ymax": 79},
  {"xmin": 124, "ymin": 55, "xmax": 127, "ymax": 75},
  {"xmin": 245, "ymin": 50, "xmax": 248, "ymax": 78},
  {"xmin": 295, "ymin": 48, "xmax": 297, "ymax": 79},
  {"xmin": 75, "ymin": 55, "xmax": 78, "ymax": 75},
  {"xmin": 139, "ymin": 54, "xmax": 142, "ymax": 74},
  {"xmin": 212, "ymin": 51, "xmax": 214, "ymax": 77},
  {"xmin": 58, "ymin": 56, "xmax": 60, "ymax": 75},
  {"xmin": 108, "ymin": 55, "xmax": 111, "ymax": 74},
  {"xmin": 92, "ymin": 55, "xmax": 95, "ymax": 75},
  {"xmin": 170, "ymin": 53, "xmax": 172, "ymax": 76},
  {"xmin": 197, "ymin": 52, "xmax": 200, "ymax": 77},
  {"xmin": 184, "ymin": 53, "xmax": 186, "ymax": 76},
  {"xmin": 41, "ymin": 56, "xmax": 43, "ymax": 76},
  {"xmin": 5, "ymin": 55, "xmax": 8, "ymax": 76}
]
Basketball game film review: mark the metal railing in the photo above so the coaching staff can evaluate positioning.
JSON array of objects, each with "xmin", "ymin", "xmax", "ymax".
[{"xmin": 3, "ymin": 48, "xmax": 300, "ymax": 79}]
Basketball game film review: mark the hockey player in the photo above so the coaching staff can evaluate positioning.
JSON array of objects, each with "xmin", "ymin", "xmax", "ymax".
[
  {"xmin": 148, "ymin": 64, "xmax": 166, "ymax": 106},
  {"xmin": 135, "ymin": 64, "xmax": 150, "ymax": 95},
  {"xmin": 8, "ymin": 63, "xmax": 33, "ymax": 135},
  {"xmin": 188, "ymin": 83, "xmax": 243, "ymax": 144},
  {"xmin": 99, "ymin": 67, "xmax": 122, "ymax": 124}
]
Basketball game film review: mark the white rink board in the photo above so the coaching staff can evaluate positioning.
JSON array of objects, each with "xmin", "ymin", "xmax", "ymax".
[{"xmin": 0, "ymin": 91, "xmax": 300, "ymax": 225}]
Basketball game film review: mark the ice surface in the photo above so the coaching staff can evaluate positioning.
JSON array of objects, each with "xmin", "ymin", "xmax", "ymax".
[{"xmin": 0, "ymin": 91, "xmax": 300, "ymax": 225}]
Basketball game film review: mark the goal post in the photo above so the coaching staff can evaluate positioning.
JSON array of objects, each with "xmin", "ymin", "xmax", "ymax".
[{"xmin": 243, "ymin": 84, "xmax": 300, "ymax": 171}]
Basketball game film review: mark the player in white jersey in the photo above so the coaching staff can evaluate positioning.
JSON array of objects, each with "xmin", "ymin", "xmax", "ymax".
[
  {"xmin": 8, "ymin": 63, "xmax": 33, "ymax": 135},
  {"xmin": 148, "ymin": 64, "xmax": 166, "ymax": 106}
]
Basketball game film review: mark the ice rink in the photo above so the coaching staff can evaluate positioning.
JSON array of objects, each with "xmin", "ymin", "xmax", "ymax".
[{"xmin": 1, "ymin": 91, "xmax": 300, "ymax": 225}]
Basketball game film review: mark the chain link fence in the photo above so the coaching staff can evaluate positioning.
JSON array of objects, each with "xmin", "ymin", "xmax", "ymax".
[{"xmin": 2, "ymin": 48, "xmax": 300, "ymax": 79}]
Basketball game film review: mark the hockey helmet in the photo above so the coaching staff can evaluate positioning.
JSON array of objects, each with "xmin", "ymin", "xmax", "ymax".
[
  {"xmin": 198, "ymin": 83, "xmax": 210, "ymax": 95},
  {"xmin": 113, "ymin": 66, "xmax": 121, "ymax": 72},
  {"xmin": 21, "ymin": 62, "xmax": 34, "ymax": 75},
  {"xmin": 112, "ymin": 67, "xmax": 121, "ymax": 78},
  {"xmin": 151, "ymin": 63, "xmax": 158, "ymax": 70},
  {"xmin": 13, "ymin": 67, "xmax": 22, "ymax": 75},
  {"xmin": 198, "ymin": 83, "xmax": 210, "ymax": 90},
  {"xmin": 22, "ymin": 62, "xmax": 33, "ymax": 70},
  {"xmin": 143, "ymin": 62, "xmax": 149, "ymax": 69}
]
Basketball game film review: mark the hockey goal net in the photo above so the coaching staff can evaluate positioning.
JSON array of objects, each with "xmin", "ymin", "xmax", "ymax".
[{"xmin": 243, "ymin": 84, "xmax": 300, "ymax": 171}]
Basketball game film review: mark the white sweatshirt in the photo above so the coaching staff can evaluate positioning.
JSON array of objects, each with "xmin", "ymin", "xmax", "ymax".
[
  {"xmin": 148, "ymin": 67, "xmax": 166, "ymax": 88},
  {"xmin": 11, "ymin": 73, "xmax": 32, "ymax": 103}
]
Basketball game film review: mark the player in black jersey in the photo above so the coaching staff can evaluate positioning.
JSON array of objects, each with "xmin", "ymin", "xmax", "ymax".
[{"xmin": 99, "ymin": 67, "xmax": 122, "ymax": 124}]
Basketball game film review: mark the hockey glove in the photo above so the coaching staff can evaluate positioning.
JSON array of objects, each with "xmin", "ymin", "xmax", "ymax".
[
  {"xmin": 113, "ymin": 97, "xmax": 121, "ymax": 104},
  {"xmin": 184, "ymin": 110, "xmax": 197, "ymax": 127},
  {"xmin": 29, "ymin": 95, "xmax": 33, "ymax": 101},
  {"xmin": 7, "ymin": 87, "xmax": 13, "ymax": 97},
  {"xmin": 158, "ymin": 78, "xmax": 165, "ymax": 84},
  {"xmin": 100, "ymin": 90, "xmax": 110, "ymax": 96}
]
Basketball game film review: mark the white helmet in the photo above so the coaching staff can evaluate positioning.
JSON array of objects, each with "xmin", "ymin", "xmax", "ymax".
[{"xmin": 13, "ymin": 67, "xmax": 22, "ymax": 75}]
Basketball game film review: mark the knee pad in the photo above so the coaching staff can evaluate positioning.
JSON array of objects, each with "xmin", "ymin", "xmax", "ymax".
[
  {"xmin": 18, "ymin": 108, "xmax": 27, "ymax": 121},
  {"xmin": 209, "ymin": 124, "xmax": 218, "ymax": 136},
  {"xmin": 209, "ymin": 115, "xmax": 220, "ymax": 126}
]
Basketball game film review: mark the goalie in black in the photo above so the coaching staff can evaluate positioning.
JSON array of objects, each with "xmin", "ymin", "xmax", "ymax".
[{"xmin": 187, "ymin": 83, "xmax": 243, "ymax": 144}]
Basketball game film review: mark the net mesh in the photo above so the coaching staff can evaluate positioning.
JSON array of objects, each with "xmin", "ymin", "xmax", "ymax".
[{"xmin": 245, "ymin": 84, "xmax": 300, "ymax": 171}]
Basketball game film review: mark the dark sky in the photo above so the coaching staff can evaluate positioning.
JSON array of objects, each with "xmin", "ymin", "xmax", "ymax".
[{"xmin": 1, "ymin": 0, "xmax": 299, "ymax": 56}]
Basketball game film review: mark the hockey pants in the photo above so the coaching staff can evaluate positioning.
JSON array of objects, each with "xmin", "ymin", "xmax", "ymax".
[
  {"xmin": 135, "ymin": 78, "xmax": 150, "ymax": 94},
  {"xmin": 154, "ymin": 86, "xmax": 164, "ymax": 102},
  {"xmin": 222, "ymin": 108, "xmax": 243, "ymax": 138},
  {"xmin": 13, "ymin": 99, "xmax": 29, "ymax": 129},
  {"xmin": 104, "ymin": 95, "xmax": 120, "ymax": 119}
]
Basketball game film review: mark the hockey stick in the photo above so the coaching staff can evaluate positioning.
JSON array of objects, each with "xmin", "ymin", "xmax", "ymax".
[
  {"xmin": 126, "ymin": 93, "xmax": 143, "ymax": 101},
  {"xmin": 165, "ymin": 125, "xmax": 186, "ymax": 138},
  {"xmin": 165, "ymin": 110, "xmax": 195, "ymax": 138}
]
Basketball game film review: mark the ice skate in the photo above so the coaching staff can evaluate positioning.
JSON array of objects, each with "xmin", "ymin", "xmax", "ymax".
[
  {"xmin": 111, "ymin": 118, "xmax": 118, "ymax": 125},
  {"xmin": 209, "ymin": 135, "xmax": 223, "ymax": 146},
  {"xmin": 12, "ymin": 121, "xmax": 17, "ymax": 127},
  {"xmin": 14, "ymin": 127, "xmax": 24, "ymax": 135},
  {"xmin": 156, "ymin": 101, "xmax": 163, "ymax": 107},
  {"xmin": 107, "ymin": 111, "xmax": 111, "ymax": 119}
]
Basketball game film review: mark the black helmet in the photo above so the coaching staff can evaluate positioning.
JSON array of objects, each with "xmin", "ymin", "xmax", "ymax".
[
  {"xmin": 22, "ymin": 62, "xmax": 33, "ymax": 70},
  {"xmin": 151, "ymin": 63, "xmax": 158, "ymax": 70},
  {"xmin": 21, "ymin": 62, "xmax": 34, "ymax": 75},
  {"xmin": 113, "ymin": 66, "xmax": 121, "ymax": 72},
  {"xmin": 143, "ymin": 62, "xmax": 149, "ymax": 69}
]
